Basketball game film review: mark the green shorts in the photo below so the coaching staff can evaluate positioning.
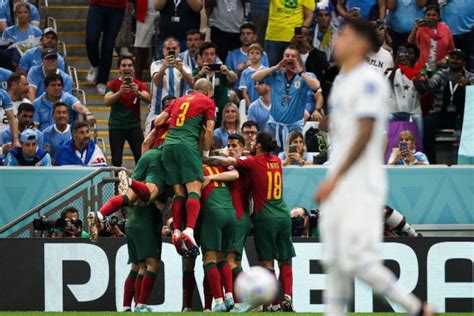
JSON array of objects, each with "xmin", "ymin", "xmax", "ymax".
[
  {"xmin": 231, "ymin": 212, "xmax": 250, "ymax": 260},
  {"xmin": 132, "ymin": 147, "xmax": 165, "ymax": 191},
  {"xmin": 253, "ymin": 217, "xmax": 296, "ymax": 262},
  {"xmin": 200, "ymin": 203, "xmax": 236, "ymax": 253},
  {"xmin": 126, "ymin": 228, "xmax": 162, "ymax": 264},
  {"xmin": 161, "ymin": 144, "xmax": 203, "ymax": 186}
]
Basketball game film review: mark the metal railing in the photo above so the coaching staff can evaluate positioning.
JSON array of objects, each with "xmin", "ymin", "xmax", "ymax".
[{"xmin": 0, "ymin": 167, "xmax": 127, "ymax": 237}]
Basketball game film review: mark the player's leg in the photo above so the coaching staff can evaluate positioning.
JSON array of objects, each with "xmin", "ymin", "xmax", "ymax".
[
  {"xmin": 135, "ymin": 264, "xmax": 146, "ymax": 308},
  {"xmin": 203, "ymin": 271, "xmax": 213, "ymax": 311},
  {"xmin": 276, "ymin": 217, "xmax": 296, "ymax": 312},
  {"xmin": 217, "ymin": 252, "xmax": 234, "ymax": 311},
  {"xmin": 171, "ymin": 184, "xmax": 188, "ymax": 256},
  {"xmin": 323, "ymin": 264, "xmax": 352, "ymax": 316},
  {"xmin": 123, "ymin": 263, "xmax": 139, "ymax": 311},
  {"xmin": 182, "ymin": 256, "xmax": 197, "ymax": 312},
  {"xmin": 203, "ymin": 250, "xmax": 226, "ymax": 311},
  {"xmin": 136, "ymin": 257, "xmax": 160, "ymax": 311},
  {"xmin": 181, "ymin": 179, "xmax": 203, "ymax": 256}
]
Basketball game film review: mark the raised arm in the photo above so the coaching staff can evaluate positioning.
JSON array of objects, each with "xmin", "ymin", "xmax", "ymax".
[
  {"xmin": 202, "ymin": 119, "xmax": 216, "ymax": 157},
  {"xmin": 204, "ymin": 168, "xmax": 239, "ymax": 183},
  {"xmin": 187, "ymin": 0, "xmax": 203, "ymax": 12},
  {"xmin": 302, "ymin": 6, "xmax": 314, "ymax": 27}
]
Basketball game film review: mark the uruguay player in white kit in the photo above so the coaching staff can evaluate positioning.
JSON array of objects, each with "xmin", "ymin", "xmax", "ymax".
[{"xmin": 315, "ymin": 21, "xmax": 433, "ymax": 316}]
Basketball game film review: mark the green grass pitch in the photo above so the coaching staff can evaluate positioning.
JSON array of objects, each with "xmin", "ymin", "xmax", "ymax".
[{"xmin": 0, "ymin": 313, "xmax": 471, "ymax": 316}]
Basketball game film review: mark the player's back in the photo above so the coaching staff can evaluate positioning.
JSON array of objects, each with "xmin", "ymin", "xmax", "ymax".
[
  {"xmin": 328, "ymin": 63, "xmax": 389, "ymax": 195},
  {"xmin": 201, "ymin": 164, "xmax": 234, "ymax": 208},
  {"xmin": 152, "ymin": 121, "xmax": 169, "ymax": 148},
  {"xmin": 163, "ymin": 92, "xmax": 216, "ymax": 148}
]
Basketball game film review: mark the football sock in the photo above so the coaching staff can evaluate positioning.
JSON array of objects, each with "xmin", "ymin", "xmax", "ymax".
[
  {"xmin": 279, "ymin": 264, "xmax": 293, "ymax": 297},
  {"xmin": 183, "ymin": 270, "xmax": 196, "ymax": 308},
  {"xmin": 204, "ymin": 262, "xmax": 224, "ymax": 300},
  {"xmin": 203, "ymin": 273, "xmax": 213, "ymax": 310},
  {"xmin": 138, "ymin": 270, "xmax": 157, "ymax": 305},
  {"xmin": 324, "ymin": 266, "xmax": 351, "ymax": 316},
  {"xmin": 185, "ymin": 192, "xmax": 201, "ymax": 230},
  {"xmin": 232, "ymin": 266, "xmax": 242, "ymax": 302},
  {"xmin": 130, "ymin": 179, "xmax": 151, "ymax": 201},
  {"xmin": 172, "ymin": 195, "xmax": 186, "ymax": 230},
  {"xmin": 355, "ymin": 262, "xmax": 421, "ymax": 315},
  {"xmin": 98, "ymin": 195, "xmax": 129, "ymax": 218},
  {"xmin": 123, "ymin": 270, "xmax": 137, "ymax": 309},
  {"xmin": 217, "ymin": 260, "xmax": 233, "ymax": 295},
  {"xmin": 267, "ymin": 268, "xmax": 280, "ymax": 306},
  {"xmin": 134, "ymin": 273, "xmax": 143, "ymax": 304}
]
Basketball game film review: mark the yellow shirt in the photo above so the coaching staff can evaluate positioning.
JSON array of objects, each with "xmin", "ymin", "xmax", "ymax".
[{"xmin": 265, "ymin": 0, "xmax": 316, "ymax": 42}]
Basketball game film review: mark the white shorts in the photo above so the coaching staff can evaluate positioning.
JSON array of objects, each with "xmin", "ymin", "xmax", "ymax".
[
  {"xmin": 134, "ymin": 13, "xmax": 157, "ymax": 48},
  {"xmin": 145, "ymin": 112, "xmax": 157, "ymax": 135},
  {"xmin": 319, "ymin": 179, "xmax": 385, "ymax": 273}
]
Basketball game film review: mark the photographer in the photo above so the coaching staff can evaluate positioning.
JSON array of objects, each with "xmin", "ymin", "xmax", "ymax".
[
  {"xmin": 51, "ymin": 207, "xmax": 88, "ymax": 238},
  {"xmin": 290, "ymin": 207, "xmax": 319, "ymax": 237}
]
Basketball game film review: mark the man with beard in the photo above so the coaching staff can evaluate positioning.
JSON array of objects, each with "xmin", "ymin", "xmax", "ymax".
[{"xmin": 179, "ymin": 29, "xmax": 204, "ymax": 72}]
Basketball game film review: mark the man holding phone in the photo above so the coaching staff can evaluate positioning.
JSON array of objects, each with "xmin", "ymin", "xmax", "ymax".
[
  {"xmin": 148, "ymin": 37, "xmax": 194, "ymax": 134},
  {"xmin": 104, "ymin": 56, "xmax": 151, "ymax": 167}
]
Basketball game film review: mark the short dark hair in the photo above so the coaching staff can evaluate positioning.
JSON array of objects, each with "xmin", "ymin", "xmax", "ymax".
[
  {"xmin": 72, "ymin": 120, "xmax": 89, "ymax": 132},
  {"xmin": 6, "ymin": 71, "xmax": 26, "ymax": 89},
  {"xmin": 241, "ymin": 120, "xmax": 258, "ymax": 131},
  {"xmin": 212, "ymin": 136, "xmax": 223, "ymax": 150},
  {"xmin": 345, "ymin": 19, "xmax": 379, "ymax": 52},
  {"xmin": 256, "ymin": 131, "xmax": 278, "ymax": 153},
  {"xmin": 425, "ymin": 4, "xmax": 440, "ymax": 16},
  {"xmin": 60, "ymin": 206, "xmax": 79, "ymax": 218},
  {"xmin": 198, "ymin": 42, "xmax": 218, "ymax": 56},
  {"xmin": 228, "ymin": 133, "xmax": 245, "ymax": 147},
  {"xmin": 240, "ymin": 22, "xmax": 256, "ymax": 33},
  {"xmin": 53, "ymin": 101, "xmax": 68, "ymax": 113},
  {"xmin": 117, "ymin": 55, "xmax": 134, "ymax": 68},
  {"xmin": 186, "ymin": 29, "xmax": 204, "ymax": 40},
  {"xmin": 162, "ymin": 95, "xmax": 176, "ymax": 108},
  {"xmin": 44, "ymin": 73, "xmax": 63, "ymax": 88},
  {"xmin": 18, "ymin": 102, "xmax": 35, "ymax": 115}
]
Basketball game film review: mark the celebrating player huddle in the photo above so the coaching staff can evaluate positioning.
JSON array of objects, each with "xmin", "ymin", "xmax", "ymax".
[{"xmin": 87, "ymin": 78, "xmax": 295, "ymax": 312}]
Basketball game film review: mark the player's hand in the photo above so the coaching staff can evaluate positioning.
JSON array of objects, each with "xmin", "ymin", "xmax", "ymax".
[
  {"xmin": 202, "ymin": 176, "xmax": 211, "ymax": 188},
  {"xmin": 314, "ymin": 175, "xmax": 339, "ymax": 204}
]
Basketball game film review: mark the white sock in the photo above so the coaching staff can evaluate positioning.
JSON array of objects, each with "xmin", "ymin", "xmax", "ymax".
[
  {"xmin": 356, "ymin": 262, "xmax": 421, "ymax": 315},
  {"xmin": 324, "ymin": 266, "xmax": 351, "ymax": 316},
  {"xmin": 224, "ymin": 292, "xmax": 233, "ymax": 300},
  {"xmin": 96, "ymin": 212, "xmax": 104, "ymax": 222},
  {"xmin": 215, "ymin": 297, "xmax": 224, "ymax": 305},
  {"xmin": 184, "ymin": 227, "xmax": 194, "ymax": 236}
]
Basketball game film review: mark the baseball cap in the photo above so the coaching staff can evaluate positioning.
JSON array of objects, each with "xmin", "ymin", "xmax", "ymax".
[
  {"xmin": 42, "ymin": 27, "xmax": 58, "ymax": 38},
  {"xmin": 42, "ymin": 48, "xmax": 58, "ymax": 60},
  {"xmin": 449, "ymin": 49, "xmax": 467, "ymax": 60},
  {"xmin": 20, "ymin": 129, "xmax": 37, "ymax": 143}
]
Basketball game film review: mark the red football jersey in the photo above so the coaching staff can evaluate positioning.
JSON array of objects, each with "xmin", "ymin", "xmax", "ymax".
[
  {"xmin": 106, "ymin": 78, "xmax": 148, "ymax": 119},
  {"xmin": 151, "ymin": 121, "xmax": 169, "ymax": 148},
  {"xmin": 229, "ymin": 170, "xmax": 251, "ymax": 220}
]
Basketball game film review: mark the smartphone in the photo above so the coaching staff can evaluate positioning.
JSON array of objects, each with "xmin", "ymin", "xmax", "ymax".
[
  {"xmin": 422, "ymin": 19, "xmax": 434, "ymax": 27},
  {"xmin": 168, "ymin": 50, "xmax": 176, "ymax": 57},
  {"xmin": 352, "ymin": 6, "xmax": 361, "ymax": 14},
  {"xmin": 124, "ymin": 77, "xmax": 132, "ymax": 85},
  {"xmin": 400, "ymin": 142, "xmax": 408, "ymax": 152},
  {"xmin": 289, "ymin": 145, "xmax": 297, "ymax": 153},
  {"xmin": 207, "ymin": 64, "xmax": 222, "ymax": 71},
  {"xmin": 294, "ymin": 27, "xmax": 302, "ymax": 35}
]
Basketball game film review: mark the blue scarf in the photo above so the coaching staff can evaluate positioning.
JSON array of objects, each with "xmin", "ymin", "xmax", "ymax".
[{"xmin": 55, "ymin": 139, "xmax": 95, "ymax": 166}]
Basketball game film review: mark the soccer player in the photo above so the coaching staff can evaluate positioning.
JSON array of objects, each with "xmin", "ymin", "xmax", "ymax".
[
  {"xmin": 205, "ymin": 131, "xmax": 295, "ymax": 312},
  {"xmin": 314, "ymin": 20, "xmax": 433, "ymax": 316},
  {"xmin": 154, "ymin": 78, "xmax": 216, "ymax": 257}
]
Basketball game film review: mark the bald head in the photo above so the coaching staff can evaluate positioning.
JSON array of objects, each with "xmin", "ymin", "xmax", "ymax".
[{"xmin": 194, "ymin": 78, "xmax": 213, "ymax": 97}]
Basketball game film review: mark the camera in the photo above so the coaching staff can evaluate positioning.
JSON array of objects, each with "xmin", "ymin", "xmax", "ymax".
[
  {"xmin": 54, "ymin": 217, "xmax": 83, "ymax": 237},
  {"xmin": 100, "ymin": 215, "xmax": 126, "ymax": 237},
  {"xmin": 33, "ymin": 216, "xmax": 56, "ymax": 237},
  {"xmin": 291, "ymin": 208, "xmax": 320, "ymax": 237},
  {"xmin": 207, "ymin": 64, "xmax": 222, "ymax": 71}
]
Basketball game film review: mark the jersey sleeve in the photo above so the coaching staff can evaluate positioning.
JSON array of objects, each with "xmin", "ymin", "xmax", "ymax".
[
  {"xmin": 137, "ymin": 80, "xmax": 148, "ymax": 92},
  {"xmin": 353, "ymin": 75, "xmax": 387, "ymax": 118},
  {"xmin": 63, "ymin": 74, "xmax": 73, "ymax": 93},
  {"xmin": 236, "ymin": 155, "xmax": 256, "ymax": 170},
  {"xmin": 1, "ymin": 90, "xmax": 12, "ymax": 111},
  {"xmin": 27, "ymin": 68, "xmax": 38, "ymax": 88},
  {"xmin": 43, "ymin": 129, "xmax": 52, "ymax": 147},
  {"xmin": 302, "ymin": 0, "xmax": 316, "ymax": 10},
  {"xmin": 204, "ymin": 98, "xmax": 217, "ymax": 121}
]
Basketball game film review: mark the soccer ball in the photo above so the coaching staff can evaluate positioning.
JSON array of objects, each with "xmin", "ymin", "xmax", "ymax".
[{"xmin": 234, "ymin": 266, "xmax": 278, "ymax": 306}]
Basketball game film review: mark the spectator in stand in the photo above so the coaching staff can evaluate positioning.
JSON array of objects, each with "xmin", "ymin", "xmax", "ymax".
[
  {"xmin": 408, "ymin": 5, "xmax": 454, "ymax": 71},
  {"xmin": 155, "ymin": 0, "xmax": 202, "ymax": 58},
  {"xmin": 85, "ymin": 0, "xmax": 127, "ymax": 95},
  {"xmin": 134, "ymin": 0, "xmax": 158, "ymax": 80},
  {"xmin": 250, "ymin": 0, "xmax": 269, "ymax": 47},
  {"xmin": 148, "ymin": 36, "xmax": 194, "ymax": 134},
  {"xmin": 104, "ymin": 56, "xmax": 151, "ymax": 167},
  {"xmin": 42, "ymin": 102, "xmax": 72, "ymax": 163},
  {"xmin": 239, "ymin": 43, "xmax": 268, "ymax": 105},
  {"xmin": 55, "ymin": 121, "xmax": 107, "ymax": 167},
  {"xmin": 7, "ymin": 73, "xmax": 30, "ymax": 109},
  {"xmin": 179, "ymin": 29, "xmax": 204, "ymax": 72},
  {"xmin": 0, "ymin": 0, "xmax": 40, "ymax": 33},
  {"xmin": 19, "ymin": 28, "xmax": 66, "ymax": 73},
  {"xmin": 413, "ymin": 49, "xmax": 474, "ymax": 163},
  {"xmin": 365, "ymin": 22, "xmax": 394, "ymax": 74},
  {"xmin": 248, "ymin": 81, "xmax": 270, "ymax": 131},
  {"xmin": 214, "ymin": 103, "xmax": 240, "ymax": 148},
  {"xmin": 388, "ymin": 130, "xmax": 429, "ymax": 165},
  {"xmin": 441, "ymin": 0, "xmax": 474, "ymax": 71},
  {"xmin": 336, "ymin": 0, "xmax": 384, "ymax": 21},
  {"xmin": 193, "ymin": 42, "xmax": 238, "ymax": 123},
  {"xmin": 278, "ymin": 131, "xmax": 313, "ymax": 166},
  {"xmin": 312, "ymin": 2, "xmax": 338, "ymax": 63},
  {"xmin": 265, "ymin": 0, "xmax": 315, "ymax": 66},
  {"xmin": 2, "ymin": 102, "xmax": 41, "ymax": 155},
  {"xmin": 0, "ymin": 89, "xmax": 20, "ymax": 151},
  {"xmin": 241, "ymin": 120, "xmax": 258, "ymax": 153},
  {"xmin": 0, "ymin": 67, "xmax": 12, "ymax": 90},
  {"xmin": 5, "ymin": 128, "xmax": 51, "ymax": 166},
  {"xmin": 207, "ymin": 0, "xmax": 245, "ymax": 62},
  {"xmin": 33, "ymin": 74, "xmax": 95, "ymax": 131},
  {"xmin": 252, "ymin": 47, "xmax": 320, "ymax": 148},
  {"xmin": 226, "ymin": 23, "xmax": 269, "ymax": 83},
  {"xmin": 27, "ymin": 49, "xmax": 73, "ymax": 100},
  {"xmin": 385, "ymin": 0, "xmax": 426, "ymax": 55},
  {"xmin": 1, "ymin": 2, "xmax": 41, "ymax": 43},
  {"xmin": 387, "ymin": 44, "xmax": 423, "ymax": 136},
  {"xmin": 114, "ymin": 2, "xmax": 134, "ymax": 58}
]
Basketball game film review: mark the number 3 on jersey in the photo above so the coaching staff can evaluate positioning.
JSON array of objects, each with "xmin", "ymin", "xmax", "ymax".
[
  {"xmin": 176, "ymin": 102, "xmax": 190, "ymax": 126},
  {"xmin": 266, "ymin": 171, "xmax": 282, "ymax": 200}
]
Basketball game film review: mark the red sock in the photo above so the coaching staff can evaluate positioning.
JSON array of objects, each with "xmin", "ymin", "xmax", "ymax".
[
  {"xmin": 183, "ymin": 270, "xmax": 196, "ymax": 308},
  {"xmin": 123, "ymin": 270, "xmax": 137, "ymax": 308},
  {"xmin": 204, "ymin": 263, "xmax": 223, "ymax": 300},
  {"xmin": 217, "ymin": 261, "xmax": 233, "ymax": 294},
  {"xmin": 279, "ymin": 264, "xmax": 293, "ymax": 297},
  {"xmin": 232, "ymin": 267, "xmax": 242, "ymax": 302},
  {"xmin": 185, "ymin": 192, "xmax": 200, "ymax": 229},
  {"xmin": 138, "ymin": 271, "xmax": 157, "ymax": 305},
  {"xmin": 134, "ymin": 274, "xmax": 143, "ymax": 304},
  {"xmin": 130, "ymin": 179, "xmax": 151, "ymax": 201},
  {"xmin": 99, "ymin": 195, "xmax": 129, "ymax": 217},
  {"xmin": 203, "ymin": 273, "xmax": 214, "ymax": 310},
  {"xmin": 268, "ymin": 268, "xmax": 279, "ymax": 305},
  {"xmin": 172, "ymin": 195, "xmax": 186, "ymax": 230}
]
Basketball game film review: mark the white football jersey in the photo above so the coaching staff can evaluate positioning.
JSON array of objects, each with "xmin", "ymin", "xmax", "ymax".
[{"xmin": 327, "ymin": 63, "xmax": 389, "ymax": 196}]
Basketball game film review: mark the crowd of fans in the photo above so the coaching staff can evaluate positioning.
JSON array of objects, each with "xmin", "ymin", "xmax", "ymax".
[{"xmin": 0, "ymin": 0, "xmax": 472, "ymax": 167}]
